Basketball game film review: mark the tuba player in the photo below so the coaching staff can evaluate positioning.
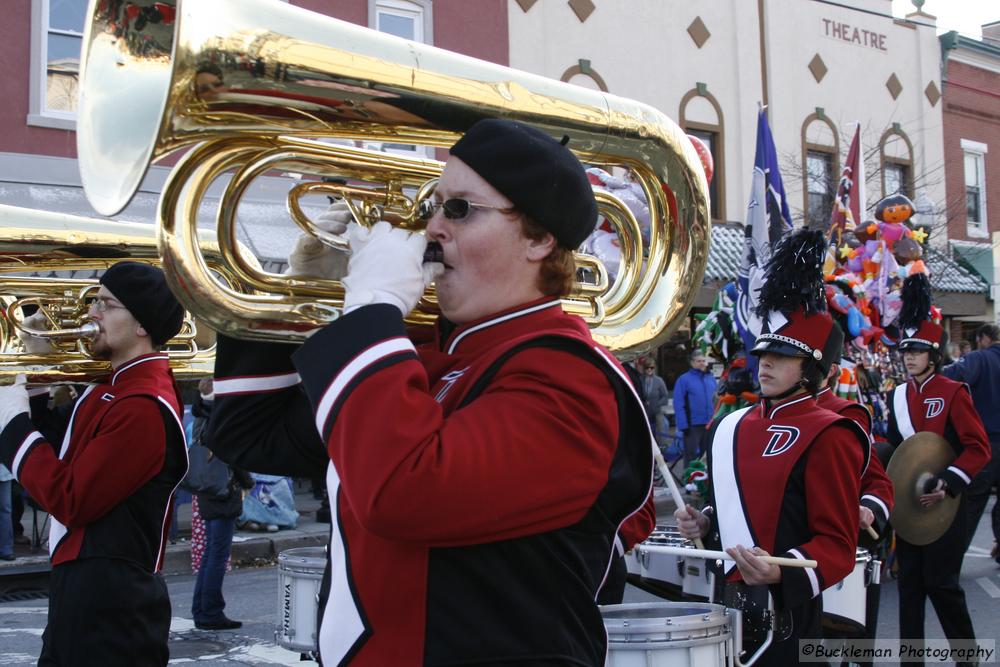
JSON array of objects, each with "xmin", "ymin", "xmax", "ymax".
[
  {"xmin": 205, "ymin": 119, "xmax": 655, "ymax": 665},
  {"xmin": 0, "ymin": 262, "xmax": 187, "ymax": 667}
]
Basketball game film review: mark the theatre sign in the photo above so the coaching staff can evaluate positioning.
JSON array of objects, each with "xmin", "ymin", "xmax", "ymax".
[{"xmin": 821, "ymin": 18, "xmax": 888, "ymax": 52}]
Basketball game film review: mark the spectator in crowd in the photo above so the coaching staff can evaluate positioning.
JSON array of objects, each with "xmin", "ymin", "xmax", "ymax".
[
  {"xmin": 191, "ymin": 378, "xmax": 254, "ymax": 631},
  {"xmin": 239, "ymin": 474, "xmax": 299, "ymax": 532},
  {"xmin": 673, "ymin": 349, "xmax": 717, "ymax": 464},
  {"xmin": 11, "ymin": 483, "xmax": 28, "ymax": 547},
  {"xmin": 942, "ymin": 323, "xmax": 1000, "ymax": 559},
  {"xmin": 0, "ymin": 464, "xmax": 13, "ymax": 561},
  {"xmin": 640, "ymin": 359, "xmax": 669, "ymax": 432},
  {"xmin": 959, "ymin": 339, "xmax": 972, "ymax": 357}
]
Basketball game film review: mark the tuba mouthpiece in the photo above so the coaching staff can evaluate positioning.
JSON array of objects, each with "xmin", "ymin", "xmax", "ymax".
[{"xmin": 423, "ymin": 242, "xmax": 444, "ymax": 264}]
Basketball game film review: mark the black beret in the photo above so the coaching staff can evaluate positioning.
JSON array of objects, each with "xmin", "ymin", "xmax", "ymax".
[
  {"xmin": 450, "ymin": 119, "xmax": 597, "ymax": 249},
  {"xmin": 100, "ymin": 262, "xmax": 184, "ymax": 346}
]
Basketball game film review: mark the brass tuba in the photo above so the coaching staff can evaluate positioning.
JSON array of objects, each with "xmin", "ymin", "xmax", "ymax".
[
  {"xmin": 77, "ymin": 0, "xmax": 710, "ymax": 357},
  {"xmin": 0, "ymin": 205, "xmax": 224, "ymax": 383}
]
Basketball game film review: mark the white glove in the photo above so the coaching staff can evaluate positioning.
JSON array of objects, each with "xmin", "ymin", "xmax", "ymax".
[
  {"xmin": 285, "ymin": 201, "xmax": 353, "ymax": 279},
  {"xmin": 17, "ymin": 312, "xmax": 56, "ymax": 355},
  {"xmin": 342, "ymin": 221, "xmax": 444, "ymax": 316},
  {"xmin": 0, "ymin": 375, "xmax": 30, "ymax": 433}
]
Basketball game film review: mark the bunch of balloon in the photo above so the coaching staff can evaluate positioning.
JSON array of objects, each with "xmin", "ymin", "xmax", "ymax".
[{"xmin": 824, "ymin": 193, "xmax": 932, "ymax": 355}]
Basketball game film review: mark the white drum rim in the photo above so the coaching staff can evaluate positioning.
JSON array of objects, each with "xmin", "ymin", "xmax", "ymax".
[{"xmin": 602, "ymin": 602, "xmax": 733, "ymax": 645}]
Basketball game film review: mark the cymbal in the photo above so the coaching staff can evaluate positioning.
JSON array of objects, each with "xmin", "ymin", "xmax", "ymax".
[{"xmin": 886, "ymin": 431, "xmax": 960, "ymax": 546}]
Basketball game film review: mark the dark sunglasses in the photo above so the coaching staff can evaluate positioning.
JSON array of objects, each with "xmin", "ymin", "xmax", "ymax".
[{"xmin": 419, "ymin": 198, "xmax": 515, "ymax": 221}]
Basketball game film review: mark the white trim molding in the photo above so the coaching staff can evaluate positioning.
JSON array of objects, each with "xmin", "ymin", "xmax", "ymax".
[
  {"xmin": 962, "ymin": 139, "xmax": 988, "ymax": 238},
  {"xmin": 28, "ymin": 0, "xmax": 82, "ymax": 130},
  {"xmin": 961, "ymin": 139, "xmax": 989, "ymax": 154}
]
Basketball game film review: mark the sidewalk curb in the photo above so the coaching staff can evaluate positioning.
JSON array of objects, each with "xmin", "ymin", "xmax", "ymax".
[{"xmin": 162, "ymin": 531, "xmax": 329, "ymax": 576}]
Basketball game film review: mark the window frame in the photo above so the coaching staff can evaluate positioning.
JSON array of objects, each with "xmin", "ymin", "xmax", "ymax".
[
  {"xmin": 961, "ymin": 138, "xmax": 988, "ymax": 239},
  {"xmin": 804, "ymin": 148, "xmax": 836, "ymax": 228},
  {"xmin": 882, "ymin": 160, "xmax": 911, "ymax": 199},
  {"xmin": 28, "ymin": 0, "xmax": 83, "ymax": 130},
  {"xmin": 679, "ymin": 88, "xmax": 726, "ymax": 221},
  {"xmin": 800, "ymin": 113, "xmax": 840, "ymax": 227},
  {"xmin": 369, "ymin": 0, "xmax": 433, "ymax": 44},
  {"xmin": 878, "ymin": 126, "xmax": 915, "ymax": 201}
]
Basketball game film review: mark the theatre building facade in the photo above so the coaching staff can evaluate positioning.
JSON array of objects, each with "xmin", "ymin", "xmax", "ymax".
[
  {"xmin": 505, "ymin": 0, "xmax": 990, "ymax": 325},
  {"xmin": 0, "ymin": 0, "xmax": 991, "ymax": 328}
]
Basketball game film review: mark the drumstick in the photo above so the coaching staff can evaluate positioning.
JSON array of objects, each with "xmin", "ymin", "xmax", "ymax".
[
  {"xmin": 866, "ymin": 525, "xmax": 879, "ymax": 540},
  {"xmin": 651, "ymin": 444, "xmax": 705, "ymax": 550},
  {"xmin": 639, "ymin": 543, "xmax": 818, "ymax": 569}
]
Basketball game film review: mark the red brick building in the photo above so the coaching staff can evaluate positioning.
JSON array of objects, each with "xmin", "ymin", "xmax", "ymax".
[{"xmin": 940, "ymin": 24, "xmax": 1000, "ymax": 329}]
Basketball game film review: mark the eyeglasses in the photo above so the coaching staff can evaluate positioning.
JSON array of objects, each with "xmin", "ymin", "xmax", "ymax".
[
  {"xmin": 89, "ymin": 297, "xmax": 127, "ymax": 313},
  {"xmin": 420, "ymin": 198, "xmax": 516, "ymax": 221}
]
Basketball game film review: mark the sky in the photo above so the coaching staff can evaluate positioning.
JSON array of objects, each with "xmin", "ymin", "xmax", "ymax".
[{"xmin": 890, "ymin": 0, "xmax": 998, "ymax": 39}]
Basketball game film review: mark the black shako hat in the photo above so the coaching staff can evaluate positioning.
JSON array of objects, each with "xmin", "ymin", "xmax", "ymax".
[
  {"xmin": 99, "ymin": 262, "xmax": 184, "ymax": 346},
  {"xmin": 450, "ymin": 119, "xmax": 598, "ymax": 249}
]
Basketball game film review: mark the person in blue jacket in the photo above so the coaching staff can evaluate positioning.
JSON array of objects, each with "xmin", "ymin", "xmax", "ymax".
[
  {"xmin": 673, "ymin": 349, "xmax": 718, "ymax": 465},
  {"xmin": 942, "ymin": 323, "xmax": 1000, "ymax": 558}
]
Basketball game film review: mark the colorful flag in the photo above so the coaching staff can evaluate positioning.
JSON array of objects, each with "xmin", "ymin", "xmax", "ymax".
[
  {"xmin": 734, "ymin": 109, "xmax": 793, "ymax": 377},
  {"xmin": 829, "ymin": 123, "xmax": 865, "ymax": 241}
]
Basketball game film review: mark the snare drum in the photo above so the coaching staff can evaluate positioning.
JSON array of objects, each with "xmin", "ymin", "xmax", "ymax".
[
  {"xmin": 638, "ymin": 536, "xmax": 687, "ymax": 589},
  {"xmin": 681, "ymin": 554, "xmax": 715, "ymax": 601},
  {"xmin": 276, "ymin": 547, "xmax": 326, "ymax": 652},
  {"xmin": 822, "ymin": 547, "xmax": 875, "ymax": 635},
  {"xmin": 602, "ymin": 601, "xmax": 735, "ymax": 667}
]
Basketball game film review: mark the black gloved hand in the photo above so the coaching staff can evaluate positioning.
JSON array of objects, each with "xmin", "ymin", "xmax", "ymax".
[{"xmin": 923, "ymin": 475, "xmax": 945, "ymax": 495}]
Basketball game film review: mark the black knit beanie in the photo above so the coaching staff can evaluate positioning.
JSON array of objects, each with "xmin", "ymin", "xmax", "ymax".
[
  {"xmin": 450, "ymin": 119, "xmax": 597, "ymax": 249},
  {"xmin": 100, "ymin": 262, "xmax": 184, "ymax": 346}
]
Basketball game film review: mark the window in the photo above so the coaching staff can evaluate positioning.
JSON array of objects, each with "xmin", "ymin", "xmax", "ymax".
[
  {"xmin": 879, "ymin": 127, "xmax": 914, "ymax": 200},
  {"xmin": 679, "ymin": 87, "xmax": 726, "ymax": 220},
  {"xmin": 367, "ymin": 0, "xmax": 433, "ymax": 158},
  {"xmin": 806, "ymin": 150, "xmax": 835, "ymax": 227},
  {"xmin": 29, "ymin": 0, "xmax": 86, "ymax": 128},
  {"xmin": 370, "ymin": 0, "xmax": 432, "ymax": 43},
  {"xmin": 801, "ymin": 113, "xmax": 839, "ymax": 227},
  {"xmin": 962, "ymin": 139, "xmax": 988, "ymax": 237},
  {"xmin": 687, "ymin": 129, "xmax": 720, "ymax": 220},
  {"xmin": 883, "ymin": 162, "xmax": 910, "ymax": 198}
]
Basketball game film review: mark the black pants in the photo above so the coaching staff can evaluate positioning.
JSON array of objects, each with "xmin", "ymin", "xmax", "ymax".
[
  {"xmin": 39, "ymin": 558, "xmax": 171, "ymax": 667},
  {"xmin": 896, "ymin": 496, "xmax": 976, "ymax": 645},
  {"xmin": 962, "ymin": 439, "xmax": 1000, "ymax": 555},
  {"xmin": 683, "ymin": 425, "xmax": 706, "ymax": 466}
]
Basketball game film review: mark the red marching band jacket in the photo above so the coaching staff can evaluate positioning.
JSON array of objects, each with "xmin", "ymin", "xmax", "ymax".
[
  {"xmin": 887, "ymin": 373, "xmax": 989, "ymax": 494},
  {"xmin": 816, "ymin": 387, "xmax": 894, "ymax": 529},
  {"xmin": 707, "ymin": 394, "xmax": 869, "ymax": 609},
  {"xmin": 211, "ymin": 298, "xmax": 655, "ymax": 666},
  {"xmin": 0, "ymin": 354, "xmax": 187, "ymax": 571}
]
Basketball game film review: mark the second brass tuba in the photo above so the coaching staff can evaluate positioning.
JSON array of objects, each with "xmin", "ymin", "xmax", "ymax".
[
  {"xmin": 77, "ymin": 0, "xmax": 710, "ymax": 358},
  {"xmin": 0, "ymin": 205, "xmax": 225, "ymax": 383}
]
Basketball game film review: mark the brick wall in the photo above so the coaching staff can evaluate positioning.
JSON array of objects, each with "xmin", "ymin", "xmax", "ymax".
[
  {"xmin": 0, "ymin": 1, "xmax": 508, "ymax": 161},
  {"xmin": 942, "ymin": 59, "xmax": 1000, "ymax": 243}
]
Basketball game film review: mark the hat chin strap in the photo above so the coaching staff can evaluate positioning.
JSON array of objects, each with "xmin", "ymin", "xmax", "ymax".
[
  {"xmin": 762, "ymin": 377, "xmax": 810, "ymax": 402},
  {"xmin": 912, "ymin": 360, "xmax": 933, "ymax": 379}
]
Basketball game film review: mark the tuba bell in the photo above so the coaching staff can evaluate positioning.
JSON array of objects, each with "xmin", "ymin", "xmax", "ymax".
[
  {"xmin": 0, "ymin": 204, "xmax": 229, "ymax": 384},
  {"xmin": 77, "ymin": 0, "xmax": 710, "ymax": 358}
]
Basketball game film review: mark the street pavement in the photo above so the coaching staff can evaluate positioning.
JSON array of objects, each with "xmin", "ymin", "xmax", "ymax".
[{"xmin": 2, "ymin": 490, "xmax": 1000, "ymax": 665}]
